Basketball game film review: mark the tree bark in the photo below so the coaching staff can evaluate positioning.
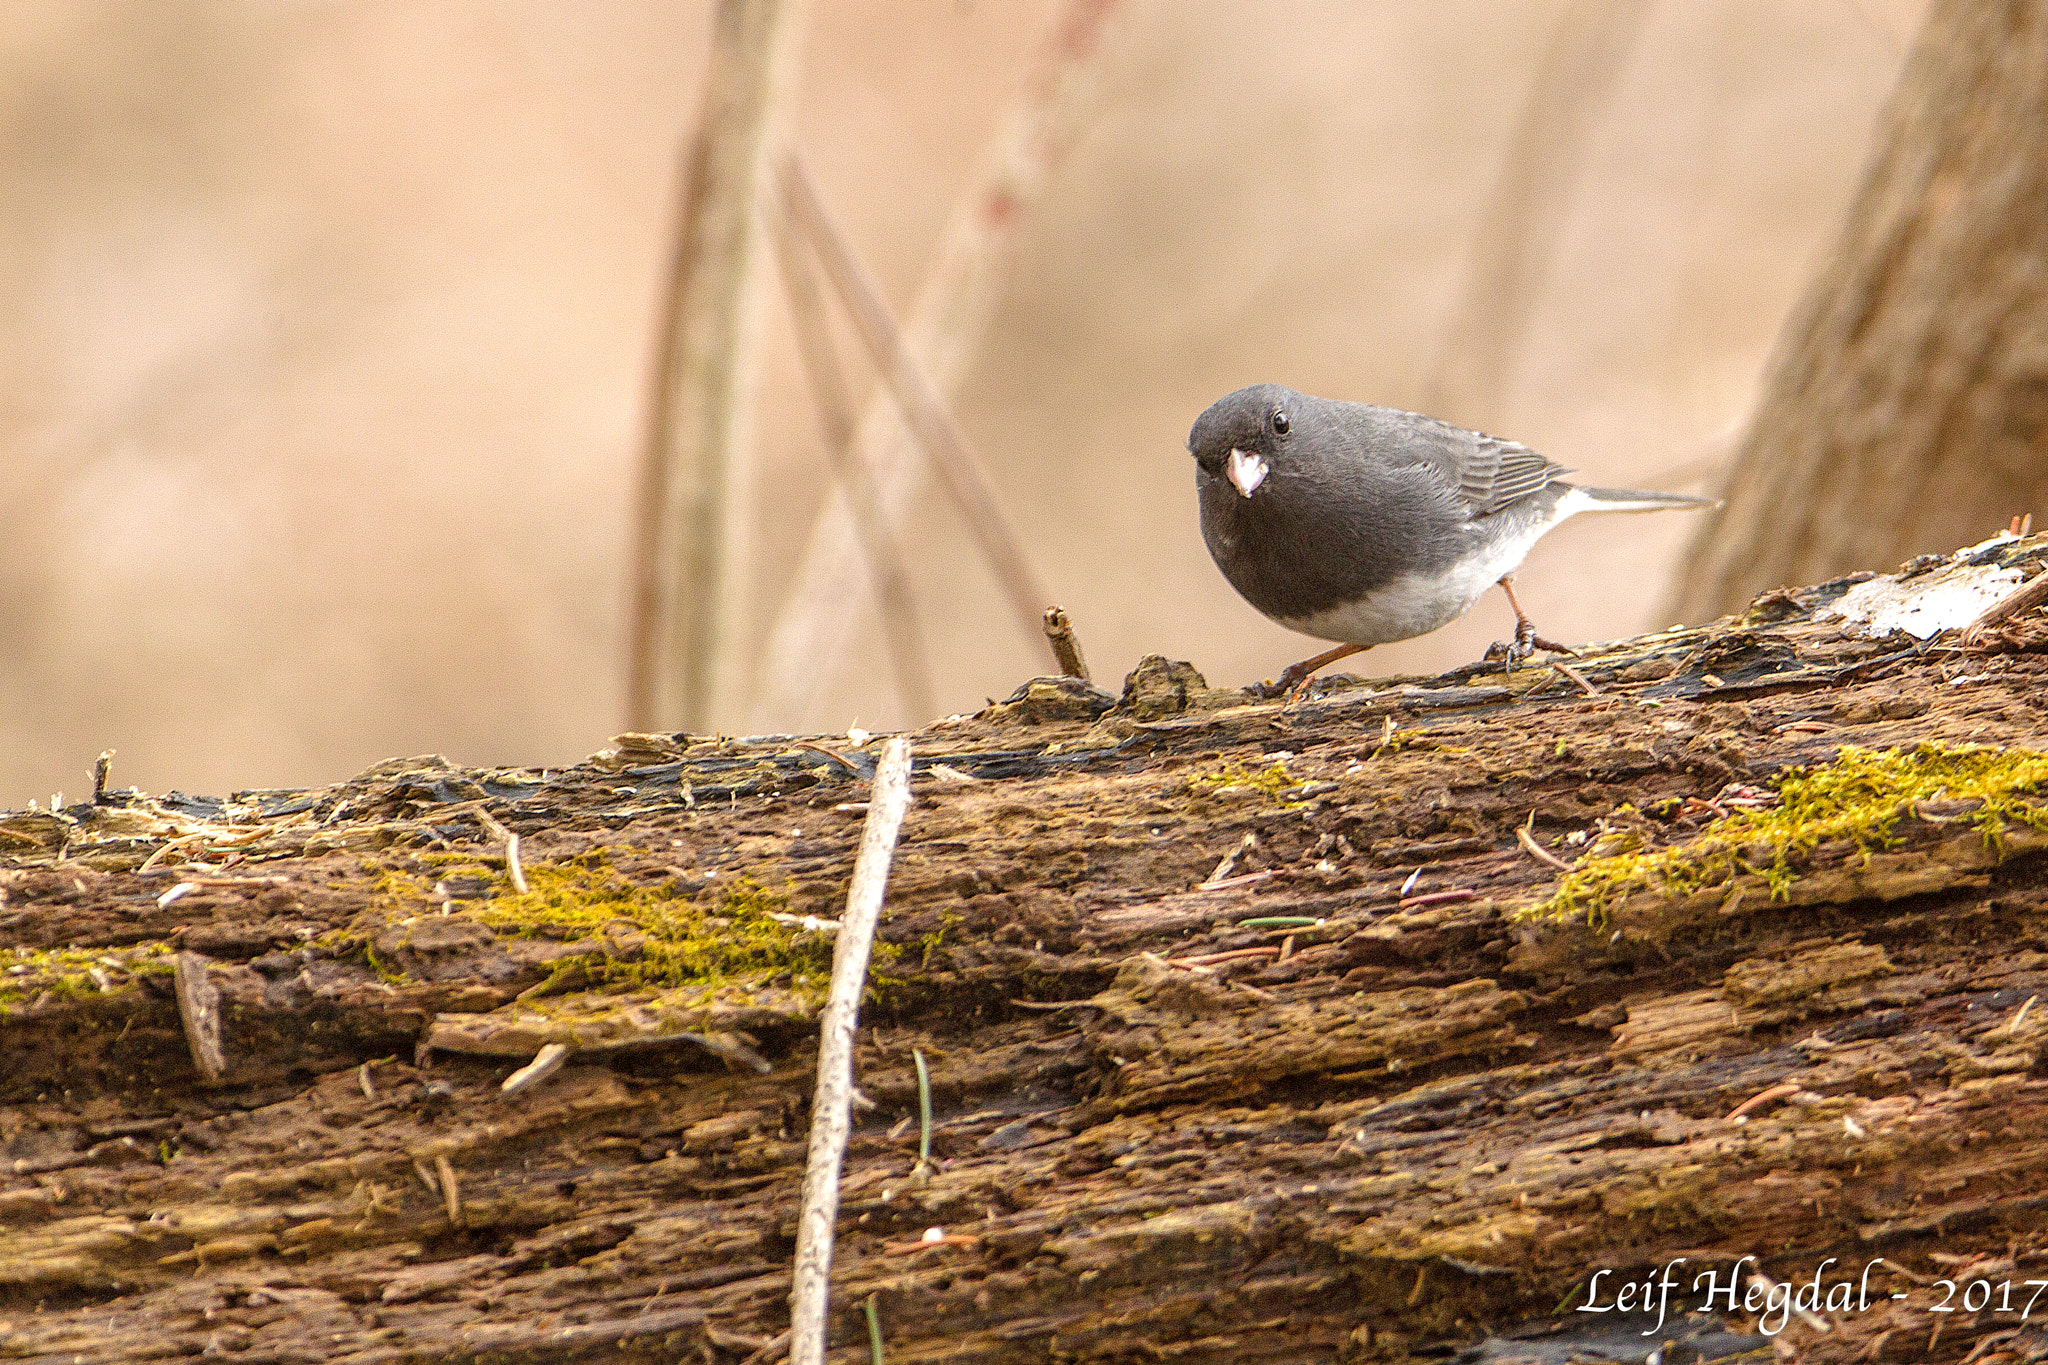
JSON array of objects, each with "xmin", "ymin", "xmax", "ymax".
[
  {"xmin": 1667, "ymin": 0, "xmax": 2048, "ymax": 623},
  {"xmin": 8, "ymin": 537, "xmax": 2048, "ymax": 1362}
]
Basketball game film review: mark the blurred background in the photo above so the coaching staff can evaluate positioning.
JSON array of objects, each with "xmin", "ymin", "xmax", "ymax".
[{"xmin": 1, "ymin": 0, "xmax": 1929, "ymax": 803}]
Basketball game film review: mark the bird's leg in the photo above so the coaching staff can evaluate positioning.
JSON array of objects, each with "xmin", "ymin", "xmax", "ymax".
[
  {"xmin": 1491, "ymin": 575, "xmax": 1576, "ymax": 675},
  {"xmin": 1247, "ymin": 642, "xmax": 1366, "ymax": 700}
]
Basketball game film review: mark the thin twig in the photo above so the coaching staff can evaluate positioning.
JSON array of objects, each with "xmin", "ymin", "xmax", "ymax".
[
  {"xmin": 1726, "ymin": 1081, "xmax": 1801, "ymax": 1121},
  {"xmin": 739, "ymin": 1329, "xmax": 793, "ymax": 1365},
  {"xmin": 1169, "ymin": 946, "xmax": 1280, "ymax": 967},
  {"xmin": 1398, "ymin": 889, "xmax": 1475, "ymax": 909},
  {"xmin": 624, "ymin": 0, "xmax": 807, "ymax": 732},
  {"xmin": 174, "ymin": 951, "xmax": 226, "ymax": 1086},
  {"xmin": 1043, "ymin": 606, "xmax": 1090, "ymax": 681},
  {"xmin": 779, "ymin": 158, "xmax": 1054, "ymax": 663},
  {"xmin": 1516, "ymin": 818, "xmax": 1573, "ymax": 872},
  {"xmin": 767, "ymin": 188, "xmax": 937, "ymax": 722},
  {"xmin": 790, "ymin": 736, "xmax": 914, "ymax": 1365},
  {"xmin": 1551, "ymin": 660, "xmax": 1599, "ymax": 695},
  {"xmin": 501, "ymin": 1041, "xmax": 572, "ymax": 1096},
  {"xmin": 92, "ymin": 749, "xmax": 114, "ymax": 803},
  {"xmin": 2005, "ymin": 994, "xmax": 2038, "ymax": 1035},
  {"xmin": 793, "ymin": 739, "xmax": 860, "ymax": 773},
  {"xmin": 752, "ymin": 0, "xmax": 1127, "ymax": 730},
  {"xmin": 436, "ymin": 1153, "xmax": 463, "ymax": 1228},
  {"xmin": 1202, "ymin": 832, "xmax": 1257, "ymax": 886},
  {"xmin": 474, "ymin": 810, "xmax": 528, "ymax": 895}
]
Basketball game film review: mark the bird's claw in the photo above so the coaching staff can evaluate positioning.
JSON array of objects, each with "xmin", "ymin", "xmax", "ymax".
[
  {"xmin": 1246, "ymin": 662, "xmax": 1318, "ymax": 701},
  {"xmin": 1490, "ymin": 622, "xmax": 1577, "ymax": 677}
]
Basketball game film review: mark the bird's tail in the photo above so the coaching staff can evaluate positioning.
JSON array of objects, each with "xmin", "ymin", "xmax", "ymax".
[{"xmin": 1562, "ymin": 485, "xmax": 1718, "ymax": 514}]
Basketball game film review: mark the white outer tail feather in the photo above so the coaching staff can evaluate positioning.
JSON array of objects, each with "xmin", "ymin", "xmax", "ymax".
[{"xmin": 1555, "ymin": 485, "xmax": 1718, "ymax": 517}]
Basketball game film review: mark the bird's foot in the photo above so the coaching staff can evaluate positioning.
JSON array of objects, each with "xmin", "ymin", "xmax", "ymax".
[
  {"xmin": 1245, "ymin": 660, "xmax": 1320, "ymax": 701},
  {"xmin": 1487, "ymin": 621, "xmax": 1578, "ymax": 677}
]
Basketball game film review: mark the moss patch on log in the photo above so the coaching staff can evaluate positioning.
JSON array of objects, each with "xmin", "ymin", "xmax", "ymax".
[
  {"xmin": 0, "ymin": 942, "xmax": 173, "ymax": 1014},
  {"xmin": 1523, "ymin": 742, "xmax": 2048, "ymax": 925},
  {"xmin": 359, "ymin": 852, "xmax": 832, "ymax": 998}
]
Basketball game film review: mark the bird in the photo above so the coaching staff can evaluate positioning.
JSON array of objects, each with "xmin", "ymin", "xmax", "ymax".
[{"xmin": 1189, "ymin": 383, "xmax": 1714, "ymax": 695}]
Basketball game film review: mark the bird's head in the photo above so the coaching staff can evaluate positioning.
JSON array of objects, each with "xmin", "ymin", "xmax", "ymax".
[{"xmin": 1188, "ymin": 383, "xmax": 1302, "ymax": 500}]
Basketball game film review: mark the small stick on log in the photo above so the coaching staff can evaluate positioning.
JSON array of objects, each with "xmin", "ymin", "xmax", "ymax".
[
  {"xmin": 793, "ymin": 739, "xmax": 860, "ymax": 773},
  {"xmin": 139, "ymin": 835, "xmax": 207, "ymax": 875},
  {"xmin": 1043, "ymin": 607, "xmax": 1090, "ymax": 681},
  {"xmin": 789, "ymin": 736, "xmax": 913, "ymax": 1365},
  {"xmin": 174, "ymin": 952, "xmax": 226, "ymax": 1086},
  {"xmin": 501, "ymin": 1041, "xmax": 572, "ymax": 1096},
  {"xmin": 1962, "ymin": 566, "xmax": 2048, "ymax": 644},
  {"xmin": 740, "ymin": 1329, "xmax": 793, "ymax": 1365},
  {"xmin": 1168, "ymin": 946, "xmax": 1280, "ymax": 968},
  {"xmin": 1398, "ymin": 889, "xmax": 1475, "ymax": 910},
  {"xmin": 1551, "ymin": 660, "xmax": 1599, "ymax": 696},
  {"xmin": 1202, "ymin": 832, "xmax": 1257, "ymax": 887},
  {"xmin": 435, "ymin": 1154, "xmax": 463, "ymax": 1229},
  {"xmin": 1516, "ymin": 817, "xmax": 1573, "ymax": 872},
  {"xmin": 1726, "ymin": 1080, "xmax": 1801, "ymax": 1121},
  {"xmin": 474, "ymin": 810, "xmax": 528, "ymax": 895},
  {"xmin": 92, "ymin": 750, "xmax": 114, "ymax": 803}
]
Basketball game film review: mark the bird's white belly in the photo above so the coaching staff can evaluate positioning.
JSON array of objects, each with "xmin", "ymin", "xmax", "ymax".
[{"xmin": 1273, "ymin": 504, "xmax": 1572, "ymax": 647}]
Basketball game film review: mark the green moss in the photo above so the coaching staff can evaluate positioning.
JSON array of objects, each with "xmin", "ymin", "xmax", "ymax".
[
  {"xmin": 464, "ymin": 859, "xmax": 829, "ymax": 995},
  {"xmin": 1188, "ymin": 760, "xmax": 1294, "ymax": 799},
  {"xmin": 914, "ymin": 911, "xmax": 961, "ymax": 969},
  {"xmin": 1522, "ymin": 743, "xmax": 2048, "ymax": 925},
  {"xmin": 0, "ymin": 942, "xmax": 174, "ymax": 1014}
]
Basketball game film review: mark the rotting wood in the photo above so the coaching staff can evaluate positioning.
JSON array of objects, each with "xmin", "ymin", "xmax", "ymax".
[
  {"xmin": 9, "ymin": 538, "xmax": 2048, "ymax": 1361},
  {"xmin": 172, "ymin": 951, "xmax": 225, "ymax": 1086}
]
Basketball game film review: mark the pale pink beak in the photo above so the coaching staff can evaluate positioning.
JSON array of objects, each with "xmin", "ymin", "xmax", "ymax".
[{"xmin": 1226, "ymin": 447, "xmax": 1268, "ymax": 499}]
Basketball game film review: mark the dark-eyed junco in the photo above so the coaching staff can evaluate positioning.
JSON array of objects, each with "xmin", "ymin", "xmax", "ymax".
[{"xmin": 1189, "ymin": 384, "xmax": 1714, "ymax": 693}]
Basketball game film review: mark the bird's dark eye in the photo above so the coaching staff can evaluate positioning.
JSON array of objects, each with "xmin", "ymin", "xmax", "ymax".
[{"xmin": 1272, "ymin": 409, "xmax": 1290, "ymax": 435}]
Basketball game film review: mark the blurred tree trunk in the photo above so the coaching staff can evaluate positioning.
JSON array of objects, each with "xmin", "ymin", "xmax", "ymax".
[{"xmin": 1666, "ymin": 0, "xmax": 2048, "ymax": 622}]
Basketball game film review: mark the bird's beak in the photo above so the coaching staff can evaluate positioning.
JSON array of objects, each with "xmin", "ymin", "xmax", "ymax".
[{"xmin": 1226, "ymin": 447, "xmax": 1268, "ymax": 499}]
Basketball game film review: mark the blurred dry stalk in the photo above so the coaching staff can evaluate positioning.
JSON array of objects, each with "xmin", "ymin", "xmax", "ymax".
[
  {"xmin": 765, "ymin": 186, "xmax": 938, "ymax": 724},
  {"xmin": 751, "ymin": 0, "xmax": 1128, "ymax": 732},
  {"xmin": 625, "ymin": 0, "xmax": 806, "ymax": 734},
  {"xmin": 1667, "ymin": 0, "xmax": 2048, "ymax": 621},
  {"xmin": 1413, "ymin": 0, "xmax": 1652, "ymax": 428},
  {"xmin": 779, "ymin": 157, "xmax": 1055, "ymax": 670}
]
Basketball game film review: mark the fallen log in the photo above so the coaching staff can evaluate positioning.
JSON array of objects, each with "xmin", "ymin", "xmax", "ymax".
[{"xmin": 6, "ymin": 535, "xmax": 2048, "ymax": 1362}]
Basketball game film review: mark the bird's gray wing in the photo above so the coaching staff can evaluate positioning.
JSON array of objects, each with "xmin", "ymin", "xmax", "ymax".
[{"xmin": 1396, "ymin": 412, "xmax": 1574, "ymax": 517}]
